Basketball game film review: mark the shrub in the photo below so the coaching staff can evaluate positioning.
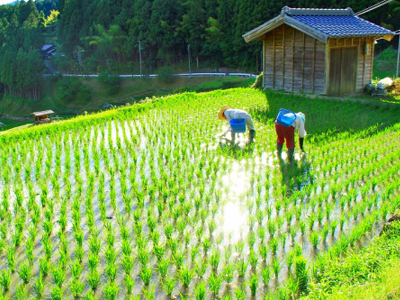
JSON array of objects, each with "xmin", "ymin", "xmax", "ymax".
[
  {"xmin": 98, "ymin": 71, "xmax": 120, "ymax": 95},
  {"xmin": 158, "ymin": 66, "xmax": 174, "ymax": 82},
  {"xmin": 57, "ymin": 77, "xmax": 91, "ymax": 103}
]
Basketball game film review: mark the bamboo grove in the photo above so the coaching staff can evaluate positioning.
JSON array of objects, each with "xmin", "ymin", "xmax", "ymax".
[{"xmin": 0, "ymin": 88, "xmax": 400, "ymax": 299}]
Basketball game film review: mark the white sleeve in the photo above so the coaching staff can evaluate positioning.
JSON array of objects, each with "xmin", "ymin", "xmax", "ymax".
[{"xmin": 297, "ymin": 119, "xmax": 306, "ymax": 138}]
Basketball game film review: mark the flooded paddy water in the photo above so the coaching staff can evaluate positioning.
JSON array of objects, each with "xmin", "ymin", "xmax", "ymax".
[{"xmin": 0, "ymin": 89, "xmax": 399, "ymax": 299}]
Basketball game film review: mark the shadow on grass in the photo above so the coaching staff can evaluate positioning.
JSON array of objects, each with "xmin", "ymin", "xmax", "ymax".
[{"xmin": 249, "ymin": 90, "xmax": 400, "ymax": 144}]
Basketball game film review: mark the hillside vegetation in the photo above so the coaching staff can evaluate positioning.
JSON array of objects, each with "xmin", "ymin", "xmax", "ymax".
[{"xmin": 0, "ymin": 0, "xmax": 399, "ymax": 102}]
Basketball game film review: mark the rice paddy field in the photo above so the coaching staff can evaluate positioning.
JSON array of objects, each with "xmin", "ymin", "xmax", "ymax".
[{"xmin": 1, "ymin": 88, "xmax": 400, "ymax": 300}]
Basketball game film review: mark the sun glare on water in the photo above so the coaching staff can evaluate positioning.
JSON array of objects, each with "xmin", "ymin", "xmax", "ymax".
[
  {"xmin": 221, "ymin": 202, "xmax": 248, "ymax": 242},
  {"xmin": 222, "ymin": 161, "xmax": 249, "ymax": 195}
]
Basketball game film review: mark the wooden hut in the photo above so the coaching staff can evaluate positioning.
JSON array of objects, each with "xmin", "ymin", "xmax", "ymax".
[
  {"xmin": 243, "ymin": 7, "xmax": 395, "ymax": 96},
  {"xmin": 32, "ymin": 110, "xmax": 54, "ymax": 124}
]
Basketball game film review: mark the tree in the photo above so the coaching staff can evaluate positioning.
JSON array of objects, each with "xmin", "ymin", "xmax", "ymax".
[
  {"xmin": 202, "ymin": 17, "xmax": 224, "ymax": 68},
  {"xmin": 178, "ymin": 0, "xmax": 206, "ymax": 57},
  {"xmin": 83, "ymin": 24, "xmax": 127, "ymax": 67},
  {"xmin": 58, "ymin": 0, "xmax": 84, "ymax": 55},
  {"xmin": 18, "ymin": 0, "xmax": 40, "ymax": 25},
  {"xmin": 149, "ymin": 0, "xmax": 183, "ymax": 64}
]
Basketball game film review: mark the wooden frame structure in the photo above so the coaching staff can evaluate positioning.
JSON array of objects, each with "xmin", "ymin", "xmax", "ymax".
[
  {"xmin": 32, "ymin": 110, "xmax": 54, "ymax": 124},
  {"xmin": 243, "ymin": 7, "xmax": 395, "ymax": 96}
]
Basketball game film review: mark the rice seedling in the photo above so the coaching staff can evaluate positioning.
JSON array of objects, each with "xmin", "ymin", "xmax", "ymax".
[
  {"xmin": 339, "ymin": 214, "xmax": 346, "ymax": 231},
  {"xmin": 208, "ymin": 272, "xmax": 223, "ymax": 298},
  {"xmin": 270, "ymin": 237, "xmax": 279, "ymax": 256},
  {"xmin": 140, "ymin": 265, "xmax": 152, "ymax": 286},
  {"xmin": 52, "ymin": 264, "xmax": 66, "ymax": 287},
  {"xmin": 87, "ymin": 269, "xmax": 101, "ymax": 291},
  {"xmin": 267, "ymin": 219, "xmax": 277, "ymax": 237},
  {"xmin": 195, "ymin": 258, "xmax": 209, "ymax": 278},
  {"xmin": 194, "ymin": 281, "xmax": 208, "ymax": 300},
  {"xmin": 320, "ymin": 225, "xmax": 330, "ymax": 243},
  {"xmin": 33, "ymin": 274, "xmax": 45, "ymax": 299},
  {"xmin": 106, "ymin": 264, "xmax": 118, "ymax": 282},
  {"xmin": 307, "ymin": 213, "xmax": 316, "ymax": 231},
  {"xmin": 249, "ymin": 272, "xmax": 259, "ymax": 297},
  {"xmin": 210, "ymin": 249, "xmax": 221, "ymax": 272},
  {"xmin": 0, "ymin": 269, "xmax": 11, "ymax": 292},
  {"xmin": 272, "ymin": 257, "xmax": 281, "ymax": 280},
  {"xmin": 294, "ymin": 255, "xmax": 308, "ymax": 295},
  {"xmin": 248, "ymin": 231, "xmax": 257, "ymax": 249},
  {"xmin": 105, "ymin": 246, "xmax": 118, "ymax": 265},
  {"xmin": 88, "ymin": 253, "xmax": 100, "ymax": 272},
  {"xmin": 88, "ymin": 235, "xmax": 101, "ymax": 255},
  {"xmin": 15, "ymin": 285, "xmax": 28, "ymax": 300},
  {"xmin": 157, "ymin": 258, "xmax": 170, "ymax": 279},
  {"xmin": 17, "ymin": 261, "xmax": 32, "ymax": 285},
  {"xmin": 75, "ymin": 245, "xmax": 84, "ymax": 263},
  {"xmin": 237, "ymin": 258, "xmax": 248, "ymax": 278},
  {"xmin": 249, "ymin": 249, "xmax": 258, "ymax": 270},
  {"xmin": 232, "ymin": 285, "xmax": 247, "ymax": 300},
  {"xmin": 6, "ymin": 246, "xmax": 16, "ymax": 272},
  {"xmin": 25, "ymin": 239, "xmax": 34, "ymax": 265},
  {"xmin": 202, "ymin": 237, "xmax": 212, "ymax": 254},
  {"xmin": 103, "ymin": 280, "xmax": 119, "ymax": 300},
  {"xmin": 142, "ymin": 284, "xmax": 156, "ymax": 300},
  {"xmin": 179, "ymin": 264, "xmax": 195, "ymax": 289},
  {"xmin": 309, "ymin": 231, "xmax": 320, "ymax": 249},
  {"xmin": 69, "ymin": 260, "xmax": 83, "ymax": 280},
  {"xmin": 164, "ymin": 223, "xmax": 174, "ymax": 240},
  {"xmin": 70, "ymin": 278, "xmax": 85, "ymax": 298},
  {"xmin": 284, "ymin": 275, "xmax": 300, "ymax": 300}
]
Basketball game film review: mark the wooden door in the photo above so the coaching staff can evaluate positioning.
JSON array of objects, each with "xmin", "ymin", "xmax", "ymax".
[{"xmin": 328, "ymin": 47, "xmax": 358, "ymax": 95}]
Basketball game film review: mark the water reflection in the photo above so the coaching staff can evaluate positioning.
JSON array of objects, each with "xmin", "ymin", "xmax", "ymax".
[
  {"xmin": 221, "ymin": 202, "xmax": 248, "ymax": 242},
  {"xmin": 221, "ymin": 161, "xmax": 249, "ymax": 196}
]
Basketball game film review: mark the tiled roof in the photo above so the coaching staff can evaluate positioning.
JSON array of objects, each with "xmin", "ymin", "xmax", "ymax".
[
  {"xmin": 289, "ymin": 14, "xmax": 394, "ymax": 38},
  {"xmin": 243, "ymin": 6, "xmax": 395, "ymax": 43}
]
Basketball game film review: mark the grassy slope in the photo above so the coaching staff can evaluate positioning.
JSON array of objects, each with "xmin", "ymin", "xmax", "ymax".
[
  {"xmin": 302, "ymin": 221, "xmax": 400, "ymax": 300},
  {"xmin": 0, "ymin": 76, "xmax": 253, "ymax": 129},
  {"xmin": 373, "ymin": 47, "xmax": 398, "ymax": 79}
]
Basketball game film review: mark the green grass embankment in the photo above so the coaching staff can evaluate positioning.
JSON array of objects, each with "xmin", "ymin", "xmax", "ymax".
[{"xmin": 302, "ymin": 220, "xmax": 400, "ymax": 300}]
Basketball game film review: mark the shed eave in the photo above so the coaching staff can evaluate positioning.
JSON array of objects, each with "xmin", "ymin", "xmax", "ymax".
[
  {"xmin": 243, "ymin": 14, "xmax": 284, "ymax": 42},
  {"xmin": 284, "ymin": 16, "xmax": 328, "ymax": 43},
  {"xmin": 32, "ymin": 110, "xmax": 55, "ymax": 117},
  {"xmin": 380, "ymin": 34, "xmax": 394, "ymax": 41},
  {"xmin": 243, "ymin": 14, "xmax": 329, "ymax": 43},
  {"xmin": 326, "ymin": 33, "xmax": 395, "ymax": 42}
]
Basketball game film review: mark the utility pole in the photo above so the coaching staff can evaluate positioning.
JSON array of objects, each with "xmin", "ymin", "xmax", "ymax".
[
  {"xmin": 397, "ymin": 33, "xmax": 400, "ymax": 78},
  {"xmin": 139, "ymin": 41, "xmax": 142, "ymax": 77},
  {"xmin": 188, "ymin": 44, "xmax": 191, "ymax": 75},
  {"xmin": 77, "ymin": 50, "xmax": 83, "ymax": 76}
]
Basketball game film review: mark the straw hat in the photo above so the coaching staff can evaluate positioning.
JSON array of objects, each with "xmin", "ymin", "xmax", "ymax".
[{"xmin": 218, "ymin": 106, "xmax": 232, "ymax": 120}]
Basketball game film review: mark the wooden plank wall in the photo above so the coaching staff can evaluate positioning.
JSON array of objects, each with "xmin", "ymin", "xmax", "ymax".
[
  {"xmin": 263, "ymin": 24, "xmax": 326, "ymax": 94},
  {"xmin": 328, "ymin": 37, "xmax": 374, "ymax": 93}
]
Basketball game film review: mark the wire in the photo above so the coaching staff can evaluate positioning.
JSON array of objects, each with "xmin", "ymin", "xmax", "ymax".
[{"xmin": 356, "ymin": 0, "xmax": 394, "ymax": 16}]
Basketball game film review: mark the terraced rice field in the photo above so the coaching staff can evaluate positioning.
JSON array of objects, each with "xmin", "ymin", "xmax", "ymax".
[{"xmin": 0, "ymin": 88, "xmax": 400, "ymax": 299}]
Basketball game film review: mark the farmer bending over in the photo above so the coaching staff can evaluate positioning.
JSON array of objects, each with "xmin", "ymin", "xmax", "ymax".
[
  {"xmin": 275, "ymin": 110, "xmax": 306, "ymax": 161},
  {"xmin": 218, "ymin": 106, "xmax": 256, "ymax": 143}
]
